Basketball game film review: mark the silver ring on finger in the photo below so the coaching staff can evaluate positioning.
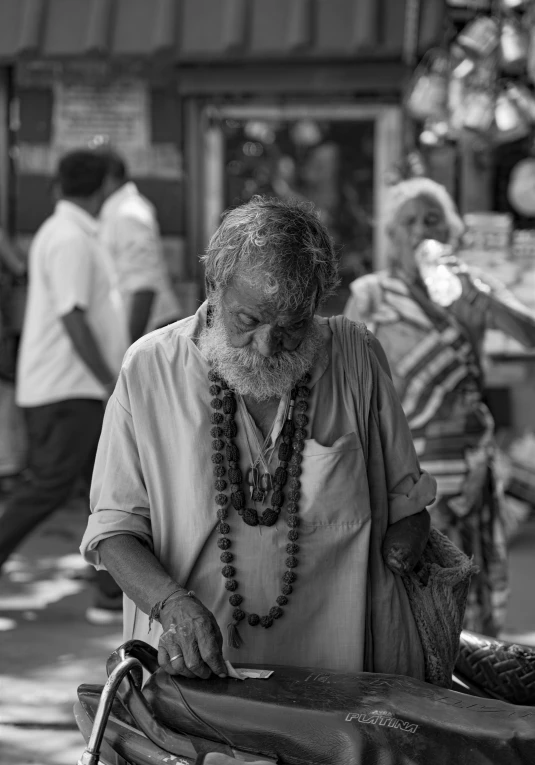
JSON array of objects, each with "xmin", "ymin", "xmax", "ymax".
[{"xmin": 169, "ymin": 654, "xmax": 182, "ymax": 662}]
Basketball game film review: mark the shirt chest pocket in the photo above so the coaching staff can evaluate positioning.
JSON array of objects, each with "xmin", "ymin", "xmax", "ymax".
[{"xmin": 297, "ymin": 432, "xmax": 370, "ymax": 527}]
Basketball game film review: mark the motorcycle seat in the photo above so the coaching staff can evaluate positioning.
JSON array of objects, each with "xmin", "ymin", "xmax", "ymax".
[
  {"xmin": 457, "ymin": 630, "xmax": 535, "ymax": 705},
  {"xmin": 141, "ymin": 656, "xmax": 535, "ymax": 765}
]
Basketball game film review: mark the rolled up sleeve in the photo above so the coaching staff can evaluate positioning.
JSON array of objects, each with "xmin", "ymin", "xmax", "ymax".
[
  {"xmin": 80, "ymin": 370, "xmax": 152, "ymax": 568},
  {"xmin": 372, "ymin": 342, "xmax": 437, "ymax": 524}
]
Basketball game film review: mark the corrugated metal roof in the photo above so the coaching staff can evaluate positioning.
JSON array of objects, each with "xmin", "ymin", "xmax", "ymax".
[{"xmin": 0, "ymin": 0, "xmax": 444, "ymax": 63}]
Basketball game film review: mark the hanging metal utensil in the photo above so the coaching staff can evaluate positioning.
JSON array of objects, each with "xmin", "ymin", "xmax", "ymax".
[
  {"xmin": 504, "ymin": 81, "xmax": 535, "ymax": 123},
  {"xmin": 457, "ymin": 16, "xmax": 500, "ymax": 58},
  {"xmin": 499, "ymin": 0, "xmax": 531, "ymax": 10},
  {"xmin": 405, "ymin": 49, "xmax": 451, "ymax": 122},
  {"xmin": 499, "ymin": 15, "xmax": 529, "ymax": 74},
  {"xmin": 493, "ymin": 84, "xmax": 531, "ymax": 143}
]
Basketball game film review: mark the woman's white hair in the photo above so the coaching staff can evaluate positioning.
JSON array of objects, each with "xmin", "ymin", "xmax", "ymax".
[{"xmin": 384, "ymin": 178, "xmax": 465, "ymax": 245}]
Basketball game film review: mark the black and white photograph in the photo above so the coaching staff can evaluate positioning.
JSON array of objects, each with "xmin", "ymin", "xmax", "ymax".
[{"xmin": 1, "ymin": 1, "xmax": 535, "ymax": 764}]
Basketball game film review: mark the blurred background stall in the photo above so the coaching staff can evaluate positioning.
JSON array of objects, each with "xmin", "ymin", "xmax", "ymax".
[{"xmin": 0, "ymin": 0, "xmax": 444, "ymax": 318}]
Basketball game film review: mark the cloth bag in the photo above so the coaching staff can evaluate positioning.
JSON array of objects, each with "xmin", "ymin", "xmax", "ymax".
[{"xmin": 402, "ymin": 527, "xmax": 478, "ymax": 687}]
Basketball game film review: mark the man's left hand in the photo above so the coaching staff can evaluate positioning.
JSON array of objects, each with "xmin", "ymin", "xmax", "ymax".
[{"xmin": 382, "ymin": 509, "xmax": 430, "ymax": 576}]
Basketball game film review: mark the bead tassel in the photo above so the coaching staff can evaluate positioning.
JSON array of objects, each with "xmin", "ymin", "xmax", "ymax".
[{"xmin": 227, "ymin": 620, "xmax": 243, "ymax": 649}]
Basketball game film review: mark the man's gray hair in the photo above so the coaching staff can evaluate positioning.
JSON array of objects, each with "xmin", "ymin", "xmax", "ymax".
[{"xmin": 201, "ymin": 196, "xmax": 339, "ymax": 311}]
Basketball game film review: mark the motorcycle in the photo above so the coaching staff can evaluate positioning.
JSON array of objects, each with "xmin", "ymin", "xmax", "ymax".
[{"xmin": 75, "ymin": 630, "xmax": 535, "ymax": 765}]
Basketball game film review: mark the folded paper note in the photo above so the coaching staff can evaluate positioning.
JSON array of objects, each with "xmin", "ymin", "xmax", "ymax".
[{"xmin": 225, "ymin": 660, "xmax": 273, "ymax": 680}]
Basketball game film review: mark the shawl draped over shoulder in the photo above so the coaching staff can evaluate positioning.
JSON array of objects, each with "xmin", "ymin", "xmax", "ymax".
[{"xmin": 331, "ymin": 316, "xmax": 475, "ymax": 687}]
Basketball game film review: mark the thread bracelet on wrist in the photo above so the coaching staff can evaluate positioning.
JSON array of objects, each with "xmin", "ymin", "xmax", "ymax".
[{"xmin": 148, "ymin": 588, "xmax": 195, "ymax": 631}]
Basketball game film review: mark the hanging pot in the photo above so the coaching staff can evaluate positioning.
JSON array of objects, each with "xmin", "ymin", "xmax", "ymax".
[
  {"xmin": 451, "ymin": 56, "xmax": 476, "ymax": 79},
  {"xmin": 448, "ymin": 77, "xmax": 466, "ymax": 137},
  {"xmin": 446, "ymin": 1, "xmax": 491, "ymax": 7},
  {"xmin": 457, "ymin": 16, "xmax": 500, "ymax": 58},
  {"xmin": 507, "ymin": 158, "xmax": 535, "ymax": 216},
  {"xmin": 463, "ymin": 89, "xmax": 496, "ymax": 132},
  {"xmin": 406, "ymin": 150, "xmax": 428, "ymax": 178},
  {"xmin": 419, "ymin": 118, "xmax": 450, "ymax": 147},
  {"xmin": 493, "ymin": 87, "xmax": 531, "ymax": 143},
  {"xmin": 450, "ymin": 42, "xmax": 476, "ymax": 79},
  {"xmin": 419, "ymin": 128, "xmax": 442, "ymax": 148},
  {"xmin": 458, "ymin": 51, "xmax": 499, "ymax": 134},
  {"xmin": 405, "ymin": 49, "xmax": 450, "ymax": 122},
  {"xmin": 527, "ymin": 16, "xmax": 535, "ymax": 85},
  {"xmin": 499, "ymin": 16, "xmax": 529, "ymax": 74},
  {"xmin": 499, "ymin": 0, "xmax": 531, "ymax": 9},
  {"xmin": 504, "ymin": 81, "xmax": 535, "ymax": 123}
]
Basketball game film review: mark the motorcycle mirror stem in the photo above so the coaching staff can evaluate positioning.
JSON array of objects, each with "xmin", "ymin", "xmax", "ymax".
[{"xmin": 77, "ymin": 656, "xmax": 145, "ymax": 765}]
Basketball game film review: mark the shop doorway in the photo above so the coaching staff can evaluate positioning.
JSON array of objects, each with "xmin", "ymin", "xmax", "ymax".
[{"xmin": 199, "ymin": 103, "xmax": 402, "ymax": 315}]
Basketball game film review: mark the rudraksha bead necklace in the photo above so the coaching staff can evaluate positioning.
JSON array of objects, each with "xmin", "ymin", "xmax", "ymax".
[{"xmin": 209, "ymin": 368, "xmax": 311, "ymax": 648}]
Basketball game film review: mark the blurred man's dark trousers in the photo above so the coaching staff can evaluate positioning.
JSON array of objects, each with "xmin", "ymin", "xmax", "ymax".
[{"xmin": 0, "ymin": 398, "xmax": 121, "ymax": 602}]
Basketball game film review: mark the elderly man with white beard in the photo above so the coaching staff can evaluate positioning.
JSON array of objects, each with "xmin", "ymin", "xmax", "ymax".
[{"xmin": 80, "ymin": 196, "xmax": 441, "ymax": 683}]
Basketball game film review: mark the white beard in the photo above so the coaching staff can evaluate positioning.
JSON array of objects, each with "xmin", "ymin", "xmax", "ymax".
[{"xmin": 198, "ymin": 305, "xmax": 325, "ymax": 401}]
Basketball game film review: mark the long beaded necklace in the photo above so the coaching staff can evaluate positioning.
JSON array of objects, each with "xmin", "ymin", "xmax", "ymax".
[{"xmin": 208, "ymin": 368, "xmax": 311, "ymax": 648}]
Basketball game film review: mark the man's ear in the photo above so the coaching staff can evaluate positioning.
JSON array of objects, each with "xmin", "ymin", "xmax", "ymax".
[
  {"xmin": 206, "ymin": 303, "xmax": 214, "ymax": 327},
  {"xmin": 311, "ymin": 287, "xmax": 320, "ymax": 313},
  {"xmin": 205, "ymin": 277, "xmax": 216, "ymax": 297},
  {"xmin": 205, "ymin": 278, "xmax": 216, "ymax": 327}
]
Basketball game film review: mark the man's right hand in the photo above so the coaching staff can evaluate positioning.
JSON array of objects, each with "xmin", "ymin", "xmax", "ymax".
[{"xmin": 157, "ymin": 592, "xmax": 228, "ymax": 680}]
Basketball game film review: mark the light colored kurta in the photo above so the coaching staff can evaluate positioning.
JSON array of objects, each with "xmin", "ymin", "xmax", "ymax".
[{"xmin": 81, "ymin": 303, "xmax": 429, "ymax": 672}]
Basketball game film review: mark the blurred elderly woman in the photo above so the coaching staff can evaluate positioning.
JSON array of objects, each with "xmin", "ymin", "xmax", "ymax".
[{"xmin": 345, "ymin": 177, "xmax": 535, "ymax": 636}]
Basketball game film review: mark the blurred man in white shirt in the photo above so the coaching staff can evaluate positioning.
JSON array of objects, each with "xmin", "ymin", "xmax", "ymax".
[
  {"xmin": 0, "ymin": 150, "xmax": 129, "ymax": 623},
  {"xmin": 99, "ymin": 151, "xmax": 182, "ymax": 342}
]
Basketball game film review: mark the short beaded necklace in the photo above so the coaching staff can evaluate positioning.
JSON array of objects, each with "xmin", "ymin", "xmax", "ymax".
[{"xmin": 208, "ymin": 368, "xmax": 311, "ymax": 649}]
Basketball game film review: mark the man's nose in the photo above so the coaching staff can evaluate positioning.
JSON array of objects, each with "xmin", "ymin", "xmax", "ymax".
[{"xmin": 253, "ymin": 325, "xmax": 280, "ymax": 357}]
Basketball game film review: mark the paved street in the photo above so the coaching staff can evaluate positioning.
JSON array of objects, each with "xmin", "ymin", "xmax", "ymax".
[
  {"xmin": 1, "ymin": 497, "xmax": 535, "ymax": 765},
  {"xmin": 0, "ymin": 498, "xmax": 122, "ymax": 765}
]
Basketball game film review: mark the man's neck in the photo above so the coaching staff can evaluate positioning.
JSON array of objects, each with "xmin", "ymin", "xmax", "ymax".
[
  {"xmin": 62, "ymin": 196, "xmax": 98, "ymax": 218},
  {"xmin": 241, "ymin": 394, "xmax": 281, "ymax": 441}
]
